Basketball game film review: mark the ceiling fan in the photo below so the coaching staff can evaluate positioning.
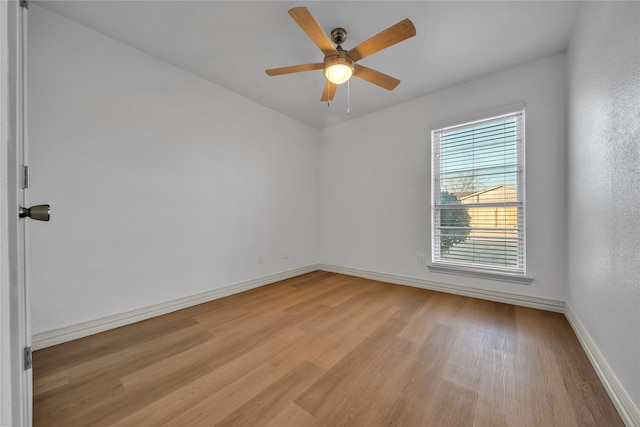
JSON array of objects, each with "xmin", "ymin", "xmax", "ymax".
[{"xmin": 265, "ymin": 7, "xmax": 416, "ymax": 102}]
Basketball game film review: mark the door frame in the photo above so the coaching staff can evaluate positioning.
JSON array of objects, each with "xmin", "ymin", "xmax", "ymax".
[{"xmin": 1, "ymin": 0, "xmax": 32, "ymax": 425}]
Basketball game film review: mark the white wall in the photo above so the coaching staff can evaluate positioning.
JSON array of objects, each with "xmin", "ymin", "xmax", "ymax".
[
  {"xmin": 567, "ymin": 1, "xmax": 640, "ymax": 410},
  {"xmin": 27, "ymin": 6, "xmax": 319, "ymax": 335},
  {"xmin": 319, "ymin": 54, "xmax": 567, "ymax": 301}
]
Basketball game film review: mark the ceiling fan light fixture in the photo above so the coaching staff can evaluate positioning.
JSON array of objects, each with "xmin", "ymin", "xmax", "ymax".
[{"xmin": 324, "ymin": 56, "xmax": 354, "ymax": 85}]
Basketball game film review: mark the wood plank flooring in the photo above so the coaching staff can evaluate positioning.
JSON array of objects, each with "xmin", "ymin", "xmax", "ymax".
[{"xmin": 33, "ymin": 271, "xmax": 624, "ymax": 426}]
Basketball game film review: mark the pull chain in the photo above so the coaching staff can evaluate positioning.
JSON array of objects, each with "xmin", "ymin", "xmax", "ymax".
[
  {"xmin": 324, "ymin": 82, "xmax": 350, "ymax": 114},
  {"xmin": 347, "ymin": 79, "xmax": 350, "ymax": 115}
]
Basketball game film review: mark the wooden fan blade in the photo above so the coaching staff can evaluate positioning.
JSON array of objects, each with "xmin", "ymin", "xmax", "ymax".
[
  {"xmin": 353, "ymin": 64, "xmax": 400, "ymax": 91},
  {"xmin": 265, "ymin": 63, "xmax": 324, "ymax": 76},
  {"xmin": 289, "ymin": 7, "xmax": 337, "ymax": 57},
  {"xmin": 321, "ymin": 80, "xmax": 338, "ymax": 102},
  {"xmin": 347, "ymin": 18, "xmax": 416, "ymax": 63}
]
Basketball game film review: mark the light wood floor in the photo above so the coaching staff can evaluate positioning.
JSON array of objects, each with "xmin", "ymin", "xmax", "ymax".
[{"xmin": 34, "ymin": 271, "xmax": 623, "ymax": 426}]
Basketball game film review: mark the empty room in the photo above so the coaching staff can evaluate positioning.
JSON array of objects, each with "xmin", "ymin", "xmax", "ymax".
[{"xmin": 1, "ymin": 1, "xmax": 638, "ymax": 426}]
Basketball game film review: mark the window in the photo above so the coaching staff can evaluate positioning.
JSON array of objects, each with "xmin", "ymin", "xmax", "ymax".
[{"xmin": 431, "ymin": 106, "xmax": 525, "ymax": 276}]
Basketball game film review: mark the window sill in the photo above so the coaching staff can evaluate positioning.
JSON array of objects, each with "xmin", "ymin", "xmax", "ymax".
[{"xmin": 427, "ymin": 264, "xmax": 534, "ymax": 285}]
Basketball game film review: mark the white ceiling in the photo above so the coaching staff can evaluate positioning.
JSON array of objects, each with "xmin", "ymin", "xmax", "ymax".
[{"xmin": 34, "ymin": 1, "xmax": 581, "ymax": 129}]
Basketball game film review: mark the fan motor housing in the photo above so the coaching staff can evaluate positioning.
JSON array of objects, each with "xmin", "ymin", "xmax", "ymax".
[{"xmin": 331, "ymin": 28, "xmax": 348, "ymax": 46}]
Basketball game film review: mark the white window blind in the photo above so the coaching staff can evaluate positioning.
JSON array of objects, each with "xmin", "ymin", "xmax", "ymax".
[{"xmin": 431, "ymin": 109, "xmax": 525, "ymax": 274}]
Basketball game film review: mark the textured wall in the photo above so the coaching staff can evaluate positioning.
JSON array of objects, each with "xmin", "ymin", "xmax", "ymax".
[{"xmin": 567, "ymin": 1, "xmax": 640, "ymax": 408}]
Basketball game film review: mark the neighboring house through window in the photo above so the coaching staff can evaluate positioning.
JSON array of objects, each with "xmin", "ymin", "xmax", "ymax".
[{"xmin": 431, "ymin": 104, "xmax": 525, "ymax": 276}]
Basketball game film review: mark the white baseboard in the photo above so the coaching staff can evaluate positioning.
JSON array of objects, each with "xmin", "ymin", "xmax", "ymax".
[
  {"xmin": 317, "ymin": 263, "xmax": 565, "ymax": 312},
  {"xmin": 565, "ymin": 302, "xmax": 640, "ymax": 427},
  {"xmin": 33, "ymin": 263, "xmax": 562, "ymax": 351},
  {"xmin": 32, "ymin": 264, "xmax": 320, "ymax": 351}
]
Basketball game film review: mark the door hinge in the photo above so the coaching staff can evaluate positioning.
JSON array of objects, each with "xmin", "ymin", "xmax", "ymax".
[
  {"xmin": 24, "ymin": 347, "xmax": 32, "ymax": 370},
  {"xmin": 22, "ymin": 165, "xmax": 29, "ymax": 189},
  {"xmin": 20, "ymin": 0, "xmax": 29, "ymax": 9}
]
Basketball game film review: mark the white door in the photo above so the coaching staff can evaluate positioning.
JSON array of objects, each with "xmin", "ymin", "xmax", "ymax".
[
  {"xmin": 1, "ymin": 1, "xmax": 41, "ymax": 425},
  {"xmin": 18, "ymin": 3, "xmax": 34, "ymax": 425}
]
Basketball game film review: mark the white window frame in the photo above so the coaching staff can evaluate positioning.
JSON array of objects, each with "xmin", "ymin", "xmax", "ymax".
[{"xmin": 429, "ymin": 103, "xmax": 529, "ymax": 280}]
